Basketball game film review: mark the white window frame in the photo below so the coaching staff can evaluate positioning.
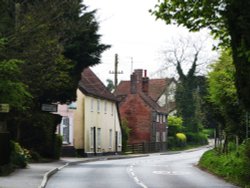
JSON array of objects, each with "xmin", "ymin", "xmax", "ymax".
[
  {"xmin": 97, "ymin": 99, "xmax": 100, "ymax": 113},
  {"xmin": 156, "ymin": 114, "xmax": 159, "ymax": 122},
  {"xmin": 156, "ymin": 132, "xmax": 160, "ymax": 142},
  {"xmin": 90, "ymin": 127, "xmax": 94, "ymax": 149},
  {"xmin": 162, "ymin": 132, "xmax": 166, "ymax": 142},
  {"xmin": 91, "ymin": 98, "xmax": 94, "ymax": 112},
  {"xmin": 111, "ymin": 103, "xmax": 114, "ymax": 116},
  {"xmin": 109, "ymin": 129, "xmax": 113, "ymax": 148},
  {"xmin": 97, "ymin": 128, "xmax": 101, "ymax": 148},
  {"xmin": 104, "ymin": 101, "xmax": 107, "ymax": 114}
]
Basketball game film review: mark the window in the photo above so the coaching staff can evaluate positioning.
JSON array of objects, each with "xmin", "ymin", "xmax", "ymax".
[
  {"xmin": 156, "ymin": 132, "xmax": 160, "ymax": 142},
  {"xmin": 156, "ymin": 114, "xmax": 159, "ymax": 122},
  {"xmin": 160, "ymin": 115, "xmax": 162, "ymax": 124},
  {"xmin": 104, "ymin": 101, "xmax": 107, "ymax": 114},
  {"xmin": 97, "ymin": 99, "xmax": 100, "ymax": 112},
  {"xmin": 90, "ymin": 127, "xmax": 94, "ymax": 148},
  {"xmin": 91, "ymin": 98, "xmax": 94, "ymax": 112},
  {"xmin": 111, "ymin": 103, "xmax": 114, "ymax": 115},
  {"xmin": 163, "ymin": 115, "xmax": 166, "ymax": 123},
  {"xmin": 119, "ymin": 132, "xmax": 122, "ymax": 146},
  {"xmin": 62, "ymin": 117, "xmax": 69, "ymax": 126},
  {"xmin": 97, "ymin": 128, "xmax": 101, "ymax": 148},
  {"xmin": 109, "ymin": 129, "xmax": 113, "ymax": 148},
  {"xmin": 162, "ymin": 132, "xmax": 166, "ymax": 142}
]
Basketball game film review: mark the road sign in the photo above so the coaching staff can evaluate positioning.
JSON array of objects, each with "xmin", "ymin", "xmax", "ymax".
[
  {"xmin": 0, "ymin": 104, "xmax": 10, "ymax": 113},
  {"xmin": 41, "ymin": 104, "xmax": 58, "ymax": 112}
]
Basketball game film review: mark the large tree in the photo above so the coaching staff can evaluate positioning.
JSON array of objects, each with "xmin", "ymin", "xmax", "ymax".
[
  {"xmin": 152, "ymin": 0, "xmax": 250, "ymax": 111},
  {"xmin": 208, "ymin": 50, "xmax": 245, "ymax": 144},
  {"xmin": 0, "ymin": 0, "xmax": 109, "ymax": 104}
]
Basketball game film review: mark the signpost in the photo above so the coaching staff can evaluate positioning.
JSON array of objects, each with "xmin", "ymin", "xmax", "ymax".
[
  {"xmin": 41, "ymin": 104, "xmax": 58, "ymax": 112},
  {"xmin": 0, "ymin": 104, "xmax": 10, "ymax": 113}
]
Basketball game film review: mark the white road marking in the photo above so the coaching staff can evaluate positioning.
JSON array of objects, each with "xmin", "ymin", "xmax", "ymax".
[
  {"xmin": 127, "ymin": 163, "xmax": 148, "ymax": 188},
  {"xmin": 153, "ymin": 171, "xmax": 190, "ymax": 176}
]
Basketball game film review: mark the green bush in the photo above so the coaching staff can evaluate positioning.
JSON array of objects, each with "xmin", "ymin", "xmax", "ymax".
[
  {"xmin": 176, "ymin": 133, "xmax": 187, "ymax": 147},
  {"xmin": 53, "ymin": 135, "xmax": 62, "ymax": 160},
  {"xmin": 199, "ymin": 142, "xmax": 250, "ymax": 188},
  {"xmin": 10, "ymin": 141, "xmax": 30, "ymax": 168},
  {"xmin": 29, "ymin": 150, "xmax": 41, "ymax": 162},
  {"xmin": 202, "ymin": 129, "xmax": 214, "ymax": 139},
  {"xmin": 186, "ymin": 132, "xmax": 208, "ymax": 145}
]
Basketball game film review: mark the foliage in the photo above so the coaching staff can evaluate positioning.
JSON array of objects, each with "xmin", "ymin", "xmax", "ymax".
[
  {"xmin": 167, "ymin": 116, "xmax": 184, "ymax": 136},
  {"xmin": 10, "ymin": 112, "xmax": 61, "ymax": 159},
  {"xmin": 199, "ymin": 142, "xmax": 250, "ymax": 187},
  {"xmin": 152, "ymin": 0, "xmax": 250, "ymax": 111},
  {"xmin": 207, "ymin": 50, "xmax": 245, "ymax": 141},
  {"xmin": 106, "ymin": 79, "xmax": 115, "ymax": 92},
  {"xmin": 54, "ymin": 135, "xmax": 62, "ymax": 160},
  {"xmin": 10, "ymin": 141, "xmax": 30, "ymax": 168},
  {"xmin": 176, "ymin": 133, "xmax": 186, "ymax": 141},
  {"xmin": 175, "ymin": 133, "xmax": 187, "ymax": 147},
  {"xmin": 185, "ymin": 132, "xmax": 208, "ymax": 145},
  {"xmin": 0, "ymin": 1, "xmax": 109, "ymax": 160},
  {"xmin": 0, "ymin": 59, "xmax": 31, "ymax": 110},
  {"xmin": 121, "ymin": 119, "xmax": 131, "ymax": 152}
]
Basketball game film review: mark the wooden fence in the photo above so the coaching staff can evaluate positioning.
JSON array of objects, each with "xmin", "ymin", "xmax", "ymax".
[{"xmin": 126, "ymin": 142, "xmax": 167, "ymax": 154}]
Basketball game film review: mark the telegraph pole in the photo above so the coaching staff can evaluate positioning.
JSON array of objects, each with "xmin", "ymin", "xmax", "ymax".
[{"xmin": 114, "ymin": 54, "xmax": 118, "ymax": 88}]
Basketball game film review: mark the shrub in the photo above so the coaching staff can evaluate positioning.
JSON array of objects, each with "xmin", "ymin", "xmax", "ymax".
[
  {"xmin": 176, "ymin": 133, "xmax": 187, "ymax": 147},
  {"xmin": 186, "ymin": 132, "xmax": 208, "ymax": 145},
  {"xmin": 10, "ymin": 141, "xmax": 30, "ymax": 168},
  {"xmin": 53, "ymin": 135, "xmax": 62, "ymax": 160},
  {"xmin": 199, "ymin": 142, "xmax": 250, "ymax": 188},
  {"xmin": 29, "ymin": 150, "xmax": 41, "ymax": 162}
]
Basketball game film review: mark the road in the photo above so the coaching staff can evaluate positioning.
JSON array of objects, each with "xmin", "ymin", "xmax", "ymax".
[{"xmin": 46, "ymin": 148, "xmax": 238, "ymax": 188}]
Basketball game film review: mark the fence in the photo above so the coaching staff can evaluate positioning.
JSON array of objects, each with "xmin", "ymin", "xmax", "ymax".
[{"xmin": 126, "ymin": 142, "xmax": 167, "ymax": 154}]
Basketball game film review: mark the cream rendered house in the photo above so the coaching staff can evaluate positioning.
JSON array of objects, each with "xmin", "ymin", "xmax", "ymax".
[{"xmin": 74, "ymin": 68, "xmax": 122, "ymax": 156}]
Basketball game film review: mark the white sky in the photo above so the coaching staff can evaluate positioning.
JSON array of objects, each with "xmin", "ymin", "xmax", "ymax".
[{"xmin": 84, "ymin": 0, "xmax": 217, "ymax": 84}]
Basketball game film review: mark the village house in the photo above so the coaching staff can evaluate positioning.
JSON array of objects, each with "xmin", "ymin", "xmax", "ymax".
[
  {"xmin": 73, "ymin": 68, "xmax": 122, "ymax": 156},
  {"xmin": 114, "ymin": 69, "xmax": 176, "ymax": 151}
]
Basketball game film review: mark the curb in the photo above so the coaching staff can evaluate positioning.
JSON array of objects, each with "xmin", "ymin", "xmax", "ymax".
[{"xmin": 38, "ymin": 154, "xmax": 148, "ymax": 188}]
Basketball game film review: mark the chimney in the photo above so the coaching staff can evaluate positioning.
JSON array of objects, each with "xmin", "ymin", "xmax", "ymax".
[
  {"xmin": 130, "ymin": 72, "xmax": 137, "ymax": 94},
  {"xmin": 142, "ymin": 70, "xmax": 149, "ymax": 94},
  {"xmin": 130, "ymin": 69, "xmax": 143, "ymax": 94}
]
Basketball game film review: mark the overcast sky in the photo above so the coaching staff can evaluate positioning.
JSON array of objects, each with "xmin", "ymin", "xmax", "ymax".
[{"xmin": 84, "ymin": 0, "xmax": 217, "ymax": 84}]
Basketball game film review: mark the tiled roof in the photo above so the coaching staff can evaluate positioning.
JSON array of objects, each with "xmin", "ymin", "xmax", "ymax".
[
  {"xmin": 78, "ymin": 68, "xmax": 117, "ymax": 101},
  {"xmin": 114, "ymin": 78, "xmax": 174, "ymax": 101},
  {"xmin": 139, "ymin": 92, "xmax": 166, "ymax": 113}
]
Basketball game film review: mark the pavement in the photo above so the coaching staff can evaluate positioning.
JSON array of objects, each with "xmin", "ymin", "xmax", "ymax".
[{"xmin": 0, "ymin": 154, "xmax": 149, "ymax": 188}]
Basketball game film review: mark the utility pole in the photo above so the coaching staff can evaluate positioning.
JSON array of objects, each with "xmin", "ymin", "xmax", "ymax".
[{"xmin": 114, "ymin": 54, "xmax": 118, "ymax": 88}]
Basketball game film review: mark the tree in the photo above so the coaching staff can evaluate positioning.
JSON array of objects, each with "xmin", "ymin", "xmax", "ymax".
[
  {"xmin": 106, "ymin": 79, "xmax": 115, "ymax": 92},
  {"xmin": 163, "ymin": 37, "xmax": 205, "ymax": 132},
  {"xmin": 0, "ymin": 0, "xmax": 110, "ymax": 104},
  {"xmin": 152, "ymin": 0, "xmax": 250, "ymax": 111},
  {"xmin": 0, "ymin": 0, "xmax": 110, "ymax": 158},
  {"xmin": 0, "ymin": 59, "xmax": 31, "ymax": 110},
  {"xmin": 207, "ymin": 50, "xmax": 245, "ymax": 148}
]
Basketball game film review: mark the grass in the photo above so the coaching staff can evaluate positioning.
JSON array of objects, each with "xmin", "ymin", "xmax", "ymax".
[{"xmin": 199, "ymin": 148, "xmax": 250, "ymax": 188}]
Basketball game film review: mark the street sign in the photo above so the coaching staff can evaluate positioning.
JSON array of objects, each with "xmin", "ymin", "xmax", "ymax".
[
  {"xmin": 41, "ymin": 104, "xmax": 58, "ymax": 112},
  {"xmin": 0, "ymin": 104, "xmax": 10, "ymax": 113}
]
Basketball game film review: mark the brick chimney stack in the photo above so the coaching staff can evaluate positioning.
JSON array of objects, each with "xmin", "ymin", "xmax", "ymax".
[
  {"xmin": 142, "ymin": 70, "xmax": 149, "ymax": 94},
  {"xmin": 130, "ymin": 69, "xmax": 149, "ymax": 94},
  {"xmin": 130, "ymin": 69, "xmax": 143, "ymax": 94}
]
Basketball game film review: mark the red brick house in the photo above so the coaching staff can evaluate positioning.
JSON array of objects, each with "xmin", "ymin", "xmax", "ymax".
[{"xmin": 114, "ymin": 69, "xmax": 176, "ymax": 149}]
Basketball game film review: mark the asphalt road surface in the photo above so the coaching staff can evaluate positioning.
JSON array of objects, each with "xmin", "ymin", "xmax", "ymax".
[{"xmin": 46, "ymin": 148, "xmax": 238, "ymax": 188}]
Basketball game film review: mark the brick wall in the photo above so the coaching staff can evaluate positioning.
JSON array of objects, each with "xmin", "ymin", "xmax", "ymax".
[{"xmin": 119, "ymin": 94, "xmax": 152, "ymax": 144}]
